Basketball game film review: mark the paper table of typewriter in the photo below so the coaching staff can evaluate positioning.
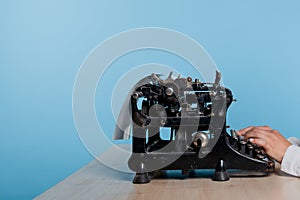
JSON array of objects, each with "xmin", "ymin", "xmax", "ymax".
[{"xmin": 114, "ymin": 72, "xmax": 274, "ymax": 183}]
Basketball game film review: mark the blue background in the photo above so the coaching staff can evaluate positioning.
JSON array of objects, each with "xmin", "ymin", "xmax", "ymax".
[{"xmin": 1, "ymin": 0, "xmax": 300, "ymax": 199}]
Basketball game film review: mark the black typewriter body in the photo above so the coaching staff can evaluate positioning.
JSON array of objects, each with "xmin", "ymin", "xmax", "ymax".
[{"xmin": 117, "ymin": 72, "xmax": 275, "ymax": 183}]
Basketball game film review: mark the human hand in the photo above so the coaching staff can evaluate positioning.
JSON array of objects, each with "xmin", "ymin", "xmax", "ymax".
[{"xmin": 238, "ymin": 126, "xmax": 292, "ymax": 163}]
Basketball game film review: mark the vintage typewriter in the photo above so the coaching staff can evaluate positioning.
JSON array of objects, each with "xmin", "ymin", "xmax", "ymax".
[{"xmin": 114, "ymin": 71, "xmax": 275, "ymax": 183}]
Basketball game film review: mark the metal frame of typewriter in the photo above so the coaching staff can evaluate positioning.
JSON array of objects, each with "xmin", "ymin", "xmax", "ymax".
[{"xmin": 126, "ymin": 72, "xmax": 275, "ymax": 183}]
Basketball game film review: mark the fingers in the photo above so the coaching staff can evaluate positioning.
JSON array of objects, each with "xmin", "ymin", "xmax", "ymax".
[
  {"xmin": 243, "ymin": 129, "xmax": 271, "ymax": 141},
  {"xmin": 249, "ymin": 138, "xmax": 270, "ymax": 150},
  {"xmin": 237, "ymin": 126, "xmax": 253, "ymax": 136},
  {"xmin": 238, "ymin": 125, "xmax": 271, "ymax": 136}
]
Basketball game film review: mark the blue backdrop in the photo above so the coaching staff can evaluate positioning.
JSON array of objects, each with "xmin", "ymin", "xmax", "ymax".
[{"xmin": 1, "ymin": 0, "xmax": 300, "ymax": 199}]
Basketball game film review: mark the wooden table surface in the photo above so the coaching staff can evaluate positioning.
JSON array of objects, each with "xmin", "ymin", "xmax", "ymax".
[{"xmin": 35, "ymin": 148, "xmax": 300, "ymax": 200}]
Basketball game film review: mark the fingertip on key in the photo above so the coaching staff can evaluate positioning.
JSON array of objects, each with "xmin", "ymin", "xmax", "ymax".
[{"xmin": 236, "ymin": 130, "xmax": 243, "ymax": 135}]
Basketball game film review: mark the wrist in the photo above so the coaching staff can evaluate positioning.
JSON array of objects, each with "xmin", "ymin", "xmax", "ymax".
[{"xmin": 279, "ymin": 142, "xmax": 292, "ymax": 163}]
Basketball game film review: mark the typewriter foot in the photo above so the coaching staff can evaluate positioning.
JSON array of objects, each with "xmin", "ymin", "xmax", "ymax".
[
  {"xmin": 133, "ymin": 173, "xmax": 150, "ymax": 184},
  {"xmin": 212, "ymin": 160, "xmax": 230, "ymax": 181}
]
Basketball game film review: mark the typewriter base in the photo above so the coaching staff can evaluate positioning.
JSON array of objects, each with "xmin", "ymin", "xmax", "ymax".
[
  {"xmin": 132, "ymin": 168, "xmax": 270, "ymax": 184},
  {"xmin": 129, "ymin": 132, "xmax": 274, "ymax": 184}
]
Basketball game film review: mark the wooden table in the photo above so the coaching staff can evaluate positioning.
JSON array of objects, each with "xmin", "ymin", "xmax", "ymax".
[{"xmin": 35, "ymin": 148, "xmax": 300, "ymax": 200}]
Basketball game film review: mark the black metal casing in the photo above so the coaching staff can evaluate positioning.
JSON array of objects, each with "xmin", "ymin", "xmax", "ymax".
[{"xmin": 126, "ymin": 72, "xmax": 274, "ymax": 183}]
